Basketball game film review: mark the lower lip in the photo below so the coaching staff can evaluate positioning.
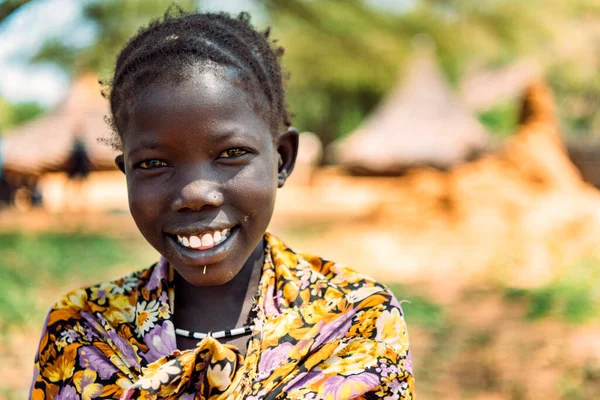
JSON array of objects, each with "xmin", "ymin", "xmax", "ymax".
[{"xmin": 166, "ymin": 226, "xmax": 239, "ymax": 267}]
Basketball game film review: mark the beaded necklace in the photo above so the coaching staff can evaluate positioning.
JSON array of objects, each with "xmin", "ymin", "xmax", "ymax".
[{"xmin": 175, "ymin": 325, "xmax": 255, "ymax": 340}]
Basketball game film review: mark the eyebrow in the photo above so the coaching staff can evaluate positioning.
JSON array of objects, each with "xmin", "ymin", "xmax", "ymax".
[
  {"xmin": 127, "ymin": 140, "xmax": 165, "ymax": 158},
  {"xmin": 210, "ymin": 128, "xmax": 263, "ymax": 145},
  {"xmin": 126, "ymin": 128, "xmax": 264, "ymax": 158}
]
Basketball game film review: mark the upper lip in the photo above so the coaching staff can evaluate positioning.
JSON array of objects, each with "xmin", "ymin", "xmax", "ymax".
[{"xmin": 165, "ymin": 223, "xmax": 237, "ymax": 237}]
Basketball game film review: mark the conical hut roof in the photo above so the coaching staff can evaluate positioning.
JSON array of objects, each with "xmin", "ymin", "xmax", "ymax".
[
  {"xmin": 330, "ymin": 48, "xmax": 489, "ymax": 175},
  {"xmin": 1, "ymin": 75, "xmax": 118, "ymax": 177}
]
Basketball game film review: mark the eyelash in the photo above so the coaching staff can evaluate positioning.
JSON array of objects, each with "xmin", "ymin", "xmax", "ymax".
[
  {"xmin": 135, "ymin": 148, "xmax": 249, "ymax": 170},
  {"xmin": 218, "ymin": 148, "xmax": 249, "ymax": 159},
  {"xmin": 136, "ymin": 159, "xmax": 170, "ymax": 169}
]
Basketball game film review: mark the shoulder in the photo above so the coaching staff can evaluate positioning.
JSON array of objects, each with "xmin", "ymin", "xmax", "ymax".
[
  {"xmin": 299, "ymin": 249, "xmax": 405, "ymax": 314},
  {"xmin": 267, "ymin": 233, "xmax": 404, "ymax": 314},
  {"xmin": 42, "ymin": 263, "xmax": 160, "ymax": 328}
]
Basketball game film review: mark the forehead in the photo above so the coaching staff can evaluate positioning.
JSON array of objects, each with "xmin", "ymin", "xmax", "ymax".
[{"xmin": 122, "ymin": 68, "xmax": 272, "ymax": 149}]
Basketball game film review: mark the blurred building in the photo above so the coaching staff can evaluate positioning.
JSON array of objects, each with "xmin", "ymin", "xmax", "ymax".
[
  {"xmin": 0, "ymin": 76, "xmax": 125, "ymax": 211},
  {"xmin": 330, "ymin": 47, "xmax": 490, "ymax": 175}
]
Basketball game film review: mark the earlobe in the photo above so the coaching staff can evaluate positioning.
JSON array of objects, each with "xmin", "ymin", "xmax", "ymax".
[
  {"xmin": 115, "ymin": 154, "xmax": 126, "ymax": 174},
  {"xmin": 277, "ymin": 127, "xmax": 299, "ymax": 188}
]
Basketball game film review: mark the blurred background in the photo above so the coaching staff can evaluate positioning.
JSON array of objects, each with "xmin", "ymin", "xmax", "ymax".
[{"xmin": 1, "ymin": 0, "xmax": 600, "ymax": 398}]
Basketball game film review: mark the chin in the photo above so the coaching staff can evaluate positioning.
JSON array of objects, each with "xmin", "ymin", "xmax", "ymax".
[{"xmin": 176, "ymin": 261, "xmax": 243, "ymax": 286}]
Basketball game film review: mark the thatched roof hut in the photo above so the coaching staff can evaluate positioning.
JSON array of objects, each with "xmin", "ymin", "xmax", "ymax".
[
  {"xmin": 1, "ymin": 75, "xmax": 117, "ymax": 177},
  {"xmin": 330, "ymin": 49, "xmax": 490, "ymax": 175}
]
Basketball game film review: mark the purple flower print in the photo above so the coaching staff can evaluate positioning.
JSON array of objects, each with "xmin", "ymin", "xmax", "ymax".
[
  {"xmin": 283, "ymin": 371, "xmax": 323, "ymax": 392},
  {"xmin": 80, "ymin": 312, "xmax": 107, "ymax": 337},
  {"xmin": 108, "ymin": 330, "xmax": 139, "ymax": 368},
  {"xmin": 146, "ymin": 258, "xmax": 168, "ymax": 290},
  {"xmin": 311, "ymin": 312, "xmax": 354, "ymax": 350},
  {"xmin": 143, "ymin": 321, "xmax": 177, "ymax": 363},
  {"xmin": 159, "ymin": 291, "xmax": 169, "ymax": 304},
  {"xmin": 376, "ymin": 362, "xmax": 399, "ymax": 378},
  {"xmin": 405, "ymin": 349, "xmax": 413, "ymax": 375},
  {"xmin": 78, "ymin": 346, "xmax": 118, "ymax": 380},
  {"xmin": 84, "ymin": 327, "xmax": 97, "ymax": 342},
  {"xmin": 257, "ymin": 342, "xmax": 294, "ymax": 380},
  {"xmin": 321, "ymin": 373, "xmax": 380, "ymax": 399},
  {"xmin": 76, "ymin": 370, "xmax": 103, "ymax": 398},
  {"xmin": 55, "ymin": 385, "xmax": 78, "ymax": 400},
  {"xmin": 264, "ymin": 285, "xmax": 282, "ymax": 316},
  {"xmin": 61, "ymin": 329, "xmax": 79, "ymax": 344}
]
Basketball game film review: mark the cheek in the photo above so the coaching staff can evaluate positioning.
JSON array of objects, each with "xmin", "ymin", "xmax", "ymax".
[
  {"xmin": 231, "ymin": 159, "xmax": 278, "ymax": 221},
  {"xmin": 127, "ymin": 178, "xmax": 165, "ymax": 234}
]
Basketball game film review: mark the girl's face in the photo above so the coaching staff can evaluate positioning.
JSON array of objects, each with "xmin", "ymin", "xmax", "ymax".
[{"xmin": 117, "ymin": 69, "xmax": 297, "ymax": 286}]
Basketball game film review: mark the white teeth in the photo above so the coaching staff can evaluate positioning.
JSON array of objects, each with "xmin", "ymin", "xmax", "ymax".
[
  {"xmin": 189, "ymin": 235, "xmax": 201, "ymax": 249},
  {"xmin": 201, "ymin": 233, "xmax": 214, "ymax": 247},
  {"xmin": 175, "ymin": 227, "xmax": 233, "ymax": 249}
]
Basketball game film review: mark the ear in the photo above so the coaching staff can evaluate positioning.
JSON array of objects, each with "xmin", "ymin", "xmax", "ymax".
[
  {"xmin": 276, "ymin": 127, "xmax": 299, "ymax": 188},
  {"xmin": 115, "ymin": 154, "xmax": 126, "ymax": 174}
]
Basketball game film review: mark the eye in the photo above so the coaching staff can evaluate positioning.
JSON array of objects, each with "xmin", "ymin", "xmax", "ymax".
[
  {"xmin": 137, "ymin": 159, "xmax": 169, "ymax": 169},
  {"xmin": 218, "ymin": 148, "xmax": 248, "ymax": 159}
]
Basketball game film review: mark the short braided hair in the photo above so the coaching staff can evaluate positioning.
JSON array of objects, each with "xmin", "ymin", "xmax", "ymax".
[{"xmin": 105, "ymin": 9, "xmax": 290, "ymax": 150}]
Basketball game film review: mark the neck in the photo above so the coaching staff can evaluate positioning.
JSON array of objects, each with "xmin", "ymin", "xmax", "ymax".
[{"xmin": 173, "ymin": 238, "xmax": 265, "ymax": 333}]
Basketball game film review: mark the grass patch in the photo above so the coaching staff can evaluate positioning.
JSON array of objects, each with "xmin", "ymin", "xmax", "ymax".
[
  {"xmin": 504, "ymin": 257, "xmax": 600, "ymax": 324},
  {"xmin": 386, "ymin": 283, "xmax": 446, "ymax": 333},
  {"xmin": 0, "ymin": 231, "xmax": 150, "ymax": 331}
]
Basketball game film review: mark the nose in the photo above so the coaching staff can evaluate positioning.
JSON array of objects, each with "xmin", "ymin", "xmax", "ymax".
[{"xmin": 171, "ymin": 175, "xmax": 224, "ymax": 212}]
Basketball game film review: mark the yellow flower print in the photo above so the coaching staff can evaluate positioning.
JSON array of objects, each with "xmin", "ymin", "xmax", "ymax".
[
  {"xmin": 208, "ymin": 363, "xmax": 233, "ymax": 391},
  {"xmin": 345, "ymin": 286, "xmax": 383, "ymax": 304},
  {"xmin": 58, "ymin": 289, "xmax": 88, "ymax": 310},
  {"xmin": 262, "ymin": 312, "xmax": 304, "ymax": 347},
  {"xmin": 104, "ymin": 294, "xmax": 135, "ymax": 324},
  {"xmin": 349, "ymin": 306, "xmax": 383, "ymax": 338},
  {"xmin": 157, "ymin": 302, "xmax": 170, "ymax": 319},
  {"xmin": 328, "ymin": 263, "xmax": 363, "ymax": 285},
  {"xmin": 375, "ymin": 308, "xmax": 409, "ymax": 350},
  {"xmin": 135, "ymin": 300, "xmax": 159, "ymax": 336},
  {"xmin": 137, "ymin": 360, "xmax": 181, "ymax": 391},
  {"xmin": 300, "ymin": 299, "xmax": 337, "ymax": 325},
  {"xmin": 318, "ymin": 339, "xmax": 378, "ymax": 375},
  {"xmin": 89, "ymin": 283, "xmax": 112, "ymax": 305},
  {"xmin": 73, "ymin": 370, "xmax": 103, "ymax": 400},
  {"xmin": 41, "ymin": 345, "xmax": 77, "ymax": 382}
]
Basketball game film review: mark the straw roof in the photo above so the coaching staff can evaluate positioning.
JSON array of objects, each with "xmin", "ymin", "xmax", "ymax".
[
  {"xmin": 330, "ymin": 49, "xmax": 490, "ymax": 175},
  {"xmin": 459, "ymin": 59, "xmax": 541, "ymax": 111},
  {"xmin": 1, "ymin": 75, "xmax": 118, "ymax": 177}
]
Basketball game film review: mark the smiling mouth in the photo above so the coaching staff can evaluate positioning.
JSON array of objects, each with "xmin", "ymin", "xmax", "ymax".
[{"xmin": 172, "ymin": 226, "xmax": 236, "ymax": 251}]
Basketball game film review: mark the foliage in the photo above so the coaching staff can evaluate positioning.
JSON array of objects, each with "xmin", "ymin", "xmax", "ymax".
[
  {"xmin": 4, "ymin": 0, "xmax": 600, "ymax": 139},
  {"xmin": 32, "ymin": 0, "xmax": 198, "ymax": 79},
  {"xmin": 504, "ymin": 257, "xmax": 600, "ymax": 324},
  {"xmin": 263, "ymin": 0, "xmax": 599, "ymax": 142},
  {"xmin": 0, "ymin": 97, "xmax": 44, "ymax": 133},
  {"xmin": 476, "ymin": 100, "xmax": 519, "ymax": 138},
  {"xmin": 547, "ymin": 60, "xmax": 600, "ymax": 137},
  {"xmin": 387, "ymin": 283, "xmax": 446, "ymax": 333}
]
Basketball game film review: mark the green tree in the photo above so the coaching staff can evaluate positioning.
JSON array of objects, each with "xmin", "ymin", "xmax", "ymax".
[
  {"xmin": 0, "ymin": 97, "xmax": 44, "ymax": 133},
  {"xmin": 33, "ymin": 0, "xmax": 198, "ymax": 78}
]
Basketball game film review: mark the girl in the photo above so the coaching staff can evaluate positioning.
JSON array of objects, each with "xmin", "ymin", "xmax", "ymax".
[{"xmin": 31, "ymin": 11, "xmax": 414, "ymax": 399}]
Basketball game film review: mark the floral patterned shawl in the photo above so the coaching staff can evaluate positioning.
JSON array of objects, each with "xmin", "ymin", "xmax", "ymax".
[{"xmin": 31, "ymin": 233, "xmax": 414, "ymax": 399}]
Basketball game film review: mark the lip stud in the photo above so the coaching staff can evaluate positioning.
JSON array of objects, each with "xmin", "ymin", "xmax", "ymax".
[{"xmin": 203, "ymin": 265, "xmax": 207, "ymax": 274}]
